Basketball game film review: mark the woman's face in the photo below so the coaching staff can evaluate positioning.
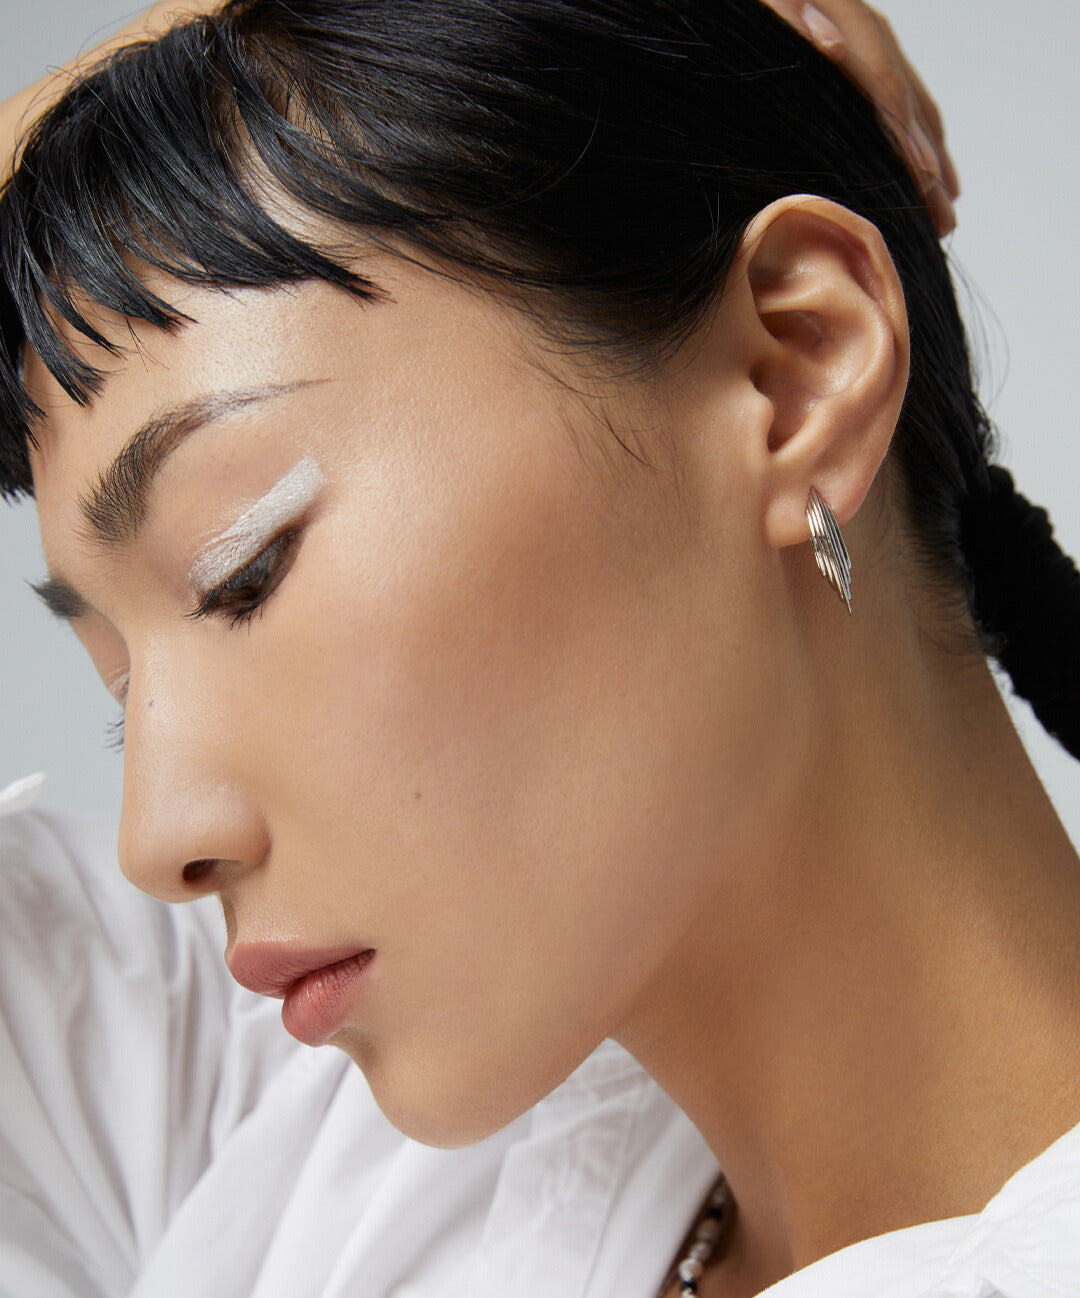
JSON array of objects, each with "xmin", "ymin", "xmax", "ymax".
[{"xmin": 26, "ymin": 253, "xmax": 799, "ymax": 1145}]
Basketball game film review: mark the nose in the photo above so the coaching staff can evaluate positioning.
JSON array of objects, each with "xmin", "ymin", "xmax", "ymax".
[{"xmin": 116, "ymin": 675, "xmax": 269, "ymax": 904}]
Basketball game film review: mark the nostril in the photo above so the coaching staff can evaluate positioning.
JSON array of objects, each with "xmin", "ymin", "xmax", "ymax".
[{"xmin": 182, "ymin": 858, "xmax": 217, "ymax": 885}]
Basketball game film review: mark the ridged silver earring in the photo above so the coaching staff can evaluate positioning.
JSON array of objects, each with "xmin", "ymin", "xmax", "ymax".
[{"xmin": 806, "ymin": 485, "xmax": 852, "ymax": 614}]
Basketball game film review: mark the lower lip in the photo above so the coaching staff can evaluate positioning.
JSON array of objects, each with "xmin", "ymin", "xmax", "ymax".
[{"xmin": 281, "ymin": 950, "xmax": 375, "ymax": 1046}]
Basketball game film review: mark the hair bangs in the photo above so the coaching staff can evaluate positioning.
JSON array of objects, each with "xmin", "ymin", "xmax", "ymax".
[{"xmin": 0, "ymin": 16, "xmax": 382, "ymax": 497}]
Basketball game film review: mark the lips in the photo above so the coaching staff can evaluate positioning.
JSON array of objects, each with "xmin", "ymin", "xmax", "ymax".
[
  {"xmin": 227, "ymin": 943, "xmax": 374, "ymax": 998},
  {"xmin": 227, "ymin": 942, "xmax": 376, "ymax": 1046}
]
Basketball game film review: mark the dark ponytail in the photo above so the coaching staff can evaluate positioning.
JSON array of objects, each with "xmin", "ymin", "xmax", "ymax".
[
  {"xmin": 960, "ymin": 467, "xmax": 1080, "ymax": 756},
  {"xmin": 1, "ymin": 0, "xmax": 1078, "ymax": 753}
]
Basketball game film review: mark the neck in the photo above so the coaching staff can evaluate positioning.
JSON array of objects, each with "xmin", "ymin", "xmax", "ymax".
[{"xmin": 613, "ymin": 623, "xmax": 1080, "ymax": 1291}]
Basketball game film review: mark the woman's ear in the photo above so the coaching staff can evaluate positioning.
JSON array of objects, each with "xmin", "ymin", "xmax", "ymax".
[{"xmin": 727, "ymin": 195, "xmax": 910, "ymax": 550}]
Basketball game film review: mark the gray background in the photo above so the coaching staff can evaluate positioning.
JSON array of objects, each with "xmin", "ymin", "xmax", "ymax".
[{"xmin": 1, "ymin": 2, "xmax": 1079, "ymax": 845}]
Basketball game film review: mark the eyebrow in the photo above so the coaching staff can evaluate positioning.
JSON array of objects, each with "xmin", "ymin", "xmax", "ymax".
[
  {"xmin": 81, "ymin": 381, "xmax": 319, "ymax": 546},
  {"xmin": 33, "ymin": 380, "xmax": 319, "ymax": 623}
]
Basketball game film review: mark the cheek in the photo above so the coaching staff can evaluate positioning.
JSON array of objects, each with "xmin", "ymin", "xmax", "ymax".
[{"xmin": 235, "ymin": 423, "xmax": 790, "ymax": 1143}]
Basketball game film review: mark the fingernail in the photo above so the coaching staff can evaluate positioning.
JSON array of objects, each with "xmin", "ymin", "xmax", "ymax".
[
  {"xmin": 801, "ymin": 4, "xmax": 844, "ymax": 51},
  {"xmin": 925, "ymin": 177, "xmax": 956, "ymax": 238},
  {"xmin": 906, "ymin": 121, "xmax": 942, "ymax": 181},
  {"xmin": 936, "ymin": 183, "xmax": 957, "ymax": 237}
]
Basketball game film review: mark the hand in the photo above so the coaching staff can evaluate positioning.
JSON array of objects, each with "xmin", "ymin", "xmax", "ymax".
[{"xmin": 761, "ymin": 0, "xmax": 960, "ymax": 236}]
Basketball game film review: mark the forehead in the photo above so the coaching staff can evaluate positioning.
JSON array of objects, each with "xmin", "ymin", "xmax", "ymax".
[
  {"xmin": 22, "ymin": 255, "xmax": 564, "ymax": 571},
  {"xmin": 22, "ymin": 275, "xmax": 384, "ymax": 598},
  {"xmin": 24, "ymin": 261, "xmax": 391, "ymax": 563},
  {"xmin": 26, "ymin": 277, "xmax": 330, "ymax": 492}
]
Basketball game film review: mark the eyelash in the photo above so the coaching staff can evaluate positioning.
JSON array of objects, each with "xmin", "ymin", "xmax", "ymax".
[
  {"xmin": 103, "ymin": 529, "xmax": 300, "ymax": 752},
  {"xmin": 105, "ymin": 715, "xmax": 126, "ymax": 753},
  {"xmin": 190, "ymin": 529, "xmax": 299, "ymax": 628}
]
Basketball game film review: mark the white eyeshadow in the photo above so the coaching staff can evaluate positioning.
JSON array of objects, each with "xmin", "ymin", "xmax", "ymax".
[{"xmin": 191, "ymin": 457, "xmax": 325, "ymax": 592}]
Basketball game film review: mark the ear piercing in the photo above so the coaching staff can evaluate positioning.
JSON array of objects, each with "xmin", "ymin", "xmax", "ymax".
[{"xmin": 805, "ymin": 485, "xmax": 852, "ymax": 613}]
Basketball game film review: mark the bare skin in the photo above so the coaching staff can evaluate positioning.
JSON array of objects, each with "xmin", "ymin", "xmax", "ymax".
[{"xmin": 24, "ymin": 186, "xmax": 1080, "ymax": 1298}]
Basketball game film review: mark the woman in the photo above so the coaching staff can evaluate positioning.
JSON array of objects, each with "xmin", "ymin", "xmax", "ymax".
[{"xmin": 1, "ymin": 2, "xmax": 1077, "ymax": 1296}]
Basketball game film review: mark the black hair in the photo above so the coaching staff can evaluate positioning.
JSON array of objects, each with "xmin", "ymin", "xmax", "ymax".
[{"xmin": 1, "ymin": 0, "xmax": 1078, "ymax": 753}]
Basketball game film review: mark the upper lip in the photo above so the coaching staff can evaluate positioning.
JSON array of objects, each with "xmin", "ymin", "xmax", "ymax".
[{"xmin": 227, "ymin": 943, "xmax": 374, "ymax": 998}]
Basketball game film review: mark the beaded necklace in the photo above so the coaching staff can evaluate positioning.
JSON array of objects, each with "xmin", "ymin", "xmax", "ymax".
[{"xmin": 654, "ymin": 1172, "xmax": 733, "ymax": 1297}]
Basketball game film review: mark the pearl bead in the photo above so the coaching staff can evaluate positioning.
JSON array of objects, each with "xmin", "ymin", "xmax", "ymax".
[
  {"xmin": 695, "ymin": 1216, "xmax": 723, "ymax": 1244},
  {"xmin": 657, "ymin": 1173, "xmax": 732, "ymax": 1298},
  {"xmin": 678, "ymin": 1257, "xmax": 704, "ymax": 1283}
]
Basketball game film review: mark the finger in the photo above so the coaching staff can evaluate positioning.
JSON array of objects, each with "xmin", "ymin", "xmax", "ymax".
[
  {"xmin": 908, "ymin": 94, "xmax": 961, "ymax": 201},
  {"xmin": 939, "ymin": 144, "xmax": 961, "ymax": 203},
  {"xmin": 907, "ymin": 117, "xmax": 943, "ymax": 185},
  {"xmin": 895, "ymin": 106, "xmax": 959, "ymax": 235},
  {"xmin": 888, "ymin": 36, "xmax": 961, "ymax": 199},
  {"xmin": 800, "ymin": 4, "xmax": 847, "ymax": 56},
  {"xmin": 903, "ymin": 119, "xmax": 956, "ymax": 236},
  {"xmin": 830, "ymin": 34, "xmax": 912, "ymax": 147},
  {"xmin": 757, "ymin": 0, "xmax": 813, "ymax": 24},
  {"xmin": 807, "ymin": 3, "xmax": 958, "ymax": 224},
  {"xmin": 759, "ymin": 1, "xmax": 846, "ymax": 55},
  {"xmin": 761, "ymin": 0, "xmax": 960, "ymax": 229},
  {"xmin": 922, "ymin": 174, "xmax": 957, "ymax": 238}
]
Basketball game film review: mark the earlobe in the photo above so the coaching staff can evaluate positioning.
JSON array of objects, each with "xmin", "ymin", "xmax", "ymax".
[{"xmin": 733, "ymin": 196, "xmax": 910, "ymax": 552}]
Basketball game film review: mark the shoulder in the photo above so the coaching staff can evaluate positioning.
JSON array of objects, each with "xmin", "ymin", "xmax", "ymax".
[{"xmin": 929, "ymin": 1118, "xmax": 1080, "ymax": 1298}]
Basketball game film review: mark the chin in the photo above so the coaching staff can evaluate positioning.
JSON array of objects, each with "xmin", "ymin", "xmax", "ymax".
[{"xmin": 333, "ymin": 1030, "xmax": 581, "ymax": 1149}]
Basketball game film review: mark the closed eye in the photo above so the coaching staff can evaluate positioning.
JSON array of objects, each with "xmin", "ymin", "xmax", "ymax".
[{"xmin": 190, "ymin": 528, "xmax": 300, "ymax": 628}]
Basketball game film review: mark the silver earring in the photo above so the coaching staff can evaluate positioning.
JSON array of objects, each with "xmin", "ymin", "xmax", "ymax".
[{"xmin": 805, "ymin": 486, "xmax": 852, "ymax": 614}]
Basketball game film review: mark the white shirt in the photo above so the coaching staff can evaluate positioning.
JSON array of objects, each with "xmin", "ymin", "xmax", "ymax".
[
  {"xmin": 758, "ymin": 1111, "xmax": 1080, "ymax": 1298},
  {"xmin": 1, "ymin": 781, "xmax": 1079, "ymax": 1298}
]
